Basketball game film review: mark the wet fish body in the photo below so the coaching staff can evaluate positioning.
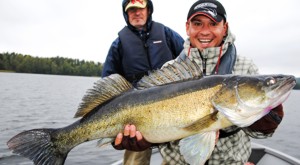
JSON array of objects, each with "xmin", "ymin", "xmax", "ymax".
[{"xmin": 7, "ymin": 59, "xmax": 296, "ymax": 165}]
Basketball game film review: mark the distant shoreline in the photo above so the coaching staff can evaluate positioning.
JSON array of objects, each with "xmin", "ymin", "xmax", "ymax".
[
  {"xmin": 1, "ymin": 52, "xmax": 103, "ymax": 77},
  {"xmin": 295, "ymin": 77, "xmax": 300, "ymax": 90},
  {"xmin": 0, "ymin": 71, "xmax": 100, "ymax": 78},
  {"xmin": 0, "ymin": 70, "xmax": 15, "ymax": 73}
]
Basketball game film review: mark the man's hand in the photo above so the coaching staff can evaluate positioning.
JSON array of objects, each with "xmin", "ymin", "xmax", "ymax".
[
  {"xmin": 113, "ymin": 124, "xmax": 152, "ymax": 151},
  {"xmin": 247, "ymin": 104, "xmax": 283, "ymax": 134}
]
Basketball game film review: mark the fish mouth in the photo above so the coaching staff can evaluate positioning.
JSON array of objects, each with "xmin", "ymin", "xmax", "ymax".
[
  {"xmin": 276, "ymin": 75, "xmax": 296, "ymax": 92},
  {"xmin": 212, "ymin": 74, "xmax": 296, "ymax": 127},
  {"xmin": 267, "ymin": 75, "xmax": 296, "ymax": 108}
]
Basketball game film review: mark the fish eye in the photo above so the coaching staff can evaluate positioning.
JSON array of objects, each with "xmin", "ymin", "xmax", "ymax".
[{"xmin": 266, "ymin": 77, "xmax": 276, "ymax": 86}]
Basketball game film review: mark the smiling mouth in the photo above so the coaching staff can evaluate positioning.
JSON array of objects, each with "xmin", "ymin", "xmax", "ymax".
[{"xmin": 199, "ymin": 39, "xmax": 212, "ymax": 44}]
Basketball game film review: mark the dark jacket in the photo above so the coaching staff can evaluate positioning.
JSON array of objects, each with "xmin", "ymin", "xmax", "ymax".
[{"xmin": 102, "ymin": 0, "xmax": 184, "ymax": 84}]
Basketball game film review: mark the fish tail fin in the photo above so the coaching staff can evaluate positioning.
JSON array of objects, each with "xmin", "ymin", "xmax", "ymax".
[{"xmin": 7, "ymin": 128, "xmax": 69, "ymax": 165}]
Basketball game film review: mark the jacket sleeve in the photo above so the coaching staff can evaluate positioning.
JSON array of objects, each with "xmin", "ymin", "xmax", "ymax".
[
  {"xmin": 243, "ymin": 104, "xmax": 284, "ymax": 138},
  {"xmin": 235, "ymin": 56, "xmax": 284, "ymax": 138},
  {"xmin": 101, "ymin": 38, "xmax": 123, "ymax": 78},
  {"xmin": 164, "ymin": 26, "xmax": 184, "ymax": 58}
]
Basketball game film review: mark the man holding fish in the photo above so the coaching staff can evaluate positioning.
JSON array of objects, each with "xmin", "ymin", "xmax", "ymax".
[
  {"xmin": 102, "ymin": 0, "xmax": 184, "ymax": 164},
  {"xmin": 7, "ymin": 1, "xmax": 291, "ymax": 165},
  {"xmin": 113, "ymin": 0, "xmax": 284, "ymax": 164}
]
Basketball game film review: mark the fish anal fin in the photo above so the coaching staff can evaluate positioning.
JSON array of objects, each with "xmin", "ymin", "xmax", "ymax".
[{"xmin": 97, "ymin": 138, "xmax": 115, "ymax": 147}]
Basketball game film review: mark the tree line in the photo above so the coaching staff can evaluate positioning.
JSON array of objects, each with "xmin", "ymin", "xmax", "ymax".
[
  {"xmin": 0, "ymin": 52, "xmax": 103, "ymax": 77},
  {"xmin": 295, "ymin": 78, "xmax": 300, "ymax": 90}
]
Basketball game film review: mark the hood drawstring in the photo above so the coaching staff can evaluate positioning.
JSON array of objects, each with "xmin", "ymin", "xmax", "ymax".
[
  {"xmin": 214, "ymin": 44, "xmax": 223, "ymax": 74},
  {"xmin": 187, "ymin": 47, "xmax": 191, "ymax": 57}
]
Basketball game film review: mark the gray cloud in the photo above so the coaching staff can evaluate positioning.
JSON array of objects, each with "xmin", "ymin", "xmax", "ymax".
[{"xmin": 0, "ymin": 0, "xmax": 299, "ymax": 77}]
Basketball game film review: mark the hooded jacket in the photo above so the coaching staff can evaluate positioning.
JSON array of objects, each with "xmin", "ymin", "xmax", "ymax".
[
  {"xmin": 102, "ymin": 0, "xmax": 184, "ymax": 85},
  {"xmin": 158, "ymin": 28, "xmax": 275, "ymax": 165}
]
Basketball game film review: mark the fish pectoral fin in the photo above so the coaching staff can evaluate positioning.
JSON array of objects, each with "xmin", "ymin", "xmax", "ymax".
[
  {"xmin": 97, "ymin": 138, "xmax": 115, "ymax": 147},
  {"xmin": 183, "ymin": 111, "xmax": 218, "ymax": 132},
  {"xmin": 179, "ymin": 131, "xmax": 216, "ymax": 165}
]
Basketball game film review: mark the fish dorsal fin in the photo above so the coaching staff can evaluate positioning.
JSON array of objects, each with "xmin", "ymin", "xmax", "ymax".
[
  {"xmin": 137, "ymin": 57, "xmax": 203, "ymax": 89},
  {"xmin": 74, "ymin": 74, "xmax": 133, "ymax": 118}
]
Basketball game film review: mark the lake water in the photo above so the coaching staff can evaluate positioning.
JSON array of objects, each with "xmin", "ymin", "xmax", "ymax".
[{"xmin": 0, "ymin": 72, "xmax": 299, "ymax": 164}]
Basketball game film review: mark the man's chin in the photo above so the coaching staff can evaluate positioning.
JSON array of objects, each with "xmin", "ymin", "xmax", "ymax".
[{"xmin": 131, "ymin": 22, "xmax": 145, "ymax": 28}]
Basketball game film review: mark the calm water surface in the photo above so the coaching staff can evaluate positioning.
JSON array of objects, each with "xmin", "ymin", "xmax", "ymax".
[
  {"xmin": 0, "ymin": 72, "xmax": 299, "ymax": 164},
  {"xmin": 0, "ymin": 73, "xmax": 124, "ymax": 165}
]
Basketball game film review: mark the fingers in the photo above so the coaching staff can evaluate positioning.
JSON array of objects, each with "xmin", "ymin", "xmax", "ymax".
[
  {"xmin": 123, "ymin": 124, "xmax": 130, "ymax": 136},
  {"xmin": 114, "ymin": 133, "xmax": 123, "ymax": 146},
  {"xmin": 123, "ymin": 124, "xmax": 137, "ymax": 137},
  {"xmin": 113, "ymin": 124, "xmax": 152, "ymax": 151},
  {"xmin": 114, "ymin": 124, "xmax": 131, "ymax": 146},
  {"xmin": 121, "ymin": 124, "xmax": 137, "ymax": 150},
  {"xmin": 113, "ymin": 124, "xmax": 131, "ymax": 150},
  {"xmin": 135, "ymin": 131, "xmax": 143, "ymax": 141},
  {"xmin": 129, "ymin": 125, "xmax": 136, "ymax": 138},
  {"xmin": 136, "ymin": 131, "xmax": 152, "ymax": 149}
]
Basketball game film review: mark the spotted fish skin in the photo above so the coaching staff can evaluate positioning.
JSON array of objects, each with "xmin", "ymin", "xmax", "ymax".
[{"xmin": 7, "ymin": 58, "xmax": 296, "ymax": 165}]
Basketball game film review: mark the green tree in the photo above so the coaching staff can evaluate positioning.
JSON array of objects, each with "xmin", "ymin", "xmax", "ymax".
[{"xmin": 0, "ymin": 52, "xmax": 103, "ymax": 77}]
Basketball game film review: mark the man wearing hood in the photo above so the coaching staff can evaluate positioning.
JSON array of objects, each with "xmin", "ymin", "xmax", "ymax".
[
  {"xmin": 102, "ymin": 0, "xmax": 184, "ymax": 86},
  {"xmin": 102, "ymin": 0, "xmax": 184, "ymax": 164}
]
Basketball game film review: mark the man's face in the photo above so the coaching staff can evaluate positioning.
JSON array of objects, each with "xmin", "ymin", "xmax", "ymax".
[
  {"xmin": 127, "ymin": 7, "xmax": 148, "ymax": 30},
  {"xmin": 186, "ymin": 15, "xmax": 228, "ymax": 51}
]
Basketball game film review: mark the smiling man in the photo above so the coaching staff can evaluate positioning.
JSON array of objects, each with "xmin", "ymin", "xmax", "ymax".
[
  {"xmin": 157, "ymin": 0, "xmax": 284, "ymax": 164},
  {"xmin": 186, "ymin": 0, "xmax": 227, "ymax": 52},
  {"xmin": 112, "ymin": 0, "xmax": 284, "ymax": 164}
]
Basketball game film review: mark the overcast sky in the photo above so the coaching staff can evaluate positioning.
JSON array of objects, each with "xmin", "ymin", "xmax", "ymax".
[{"xmin": 0, "ymin": 0, "xmax": 299, "ymax": 77}]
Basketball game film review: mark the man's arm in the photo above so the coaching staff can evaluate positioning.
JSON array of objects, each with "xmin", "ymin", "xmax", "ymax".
[
  {"xmin": 243, "ymin": 104, "xmax": 284, "ymax": 138},
  {"xmin": 164, "ymin": 26, "xmax": 184, "ymax": 58},
  {"xmin": 102, "ymin": 39, "xmax": 123, "ymax": 77}
]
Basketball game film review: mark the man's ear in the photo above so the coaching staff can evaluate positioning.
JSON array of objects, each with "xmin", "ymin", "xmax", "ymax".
[
  {"xmin": 186, "ymin": 21, "xmax": 190, "ymax": 36},
  {"xmin": 223, "ymin": 22, "xmax": 228, "ymax": 37}
]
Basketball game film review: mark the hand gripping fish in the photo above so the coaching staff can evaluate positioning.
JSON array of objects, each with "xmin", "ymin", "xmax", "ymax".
[{"xmin": 7, "ymin": 58, "xmax": 296, "ymax": 165}]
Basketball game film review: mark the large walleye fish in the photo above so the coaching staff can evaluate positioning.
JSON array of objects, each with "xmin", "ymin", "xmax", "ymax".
[{"xmin": 7, "ymin": 58, "xmax": 295, "ymax": 165}]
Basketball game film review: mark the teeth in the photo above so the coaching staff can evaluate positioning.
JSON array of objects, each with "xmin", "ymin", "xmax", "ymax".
[{"xmin": 199, "ymin": 39, "xmax": 211, "ymax": 43}]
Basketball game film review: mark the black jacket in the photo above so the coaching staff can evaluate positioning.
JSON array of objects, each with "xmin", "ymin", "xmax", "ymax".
[{"xmin": 102, "ymin": 0, "xmax": 184, "ymax": 84}]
